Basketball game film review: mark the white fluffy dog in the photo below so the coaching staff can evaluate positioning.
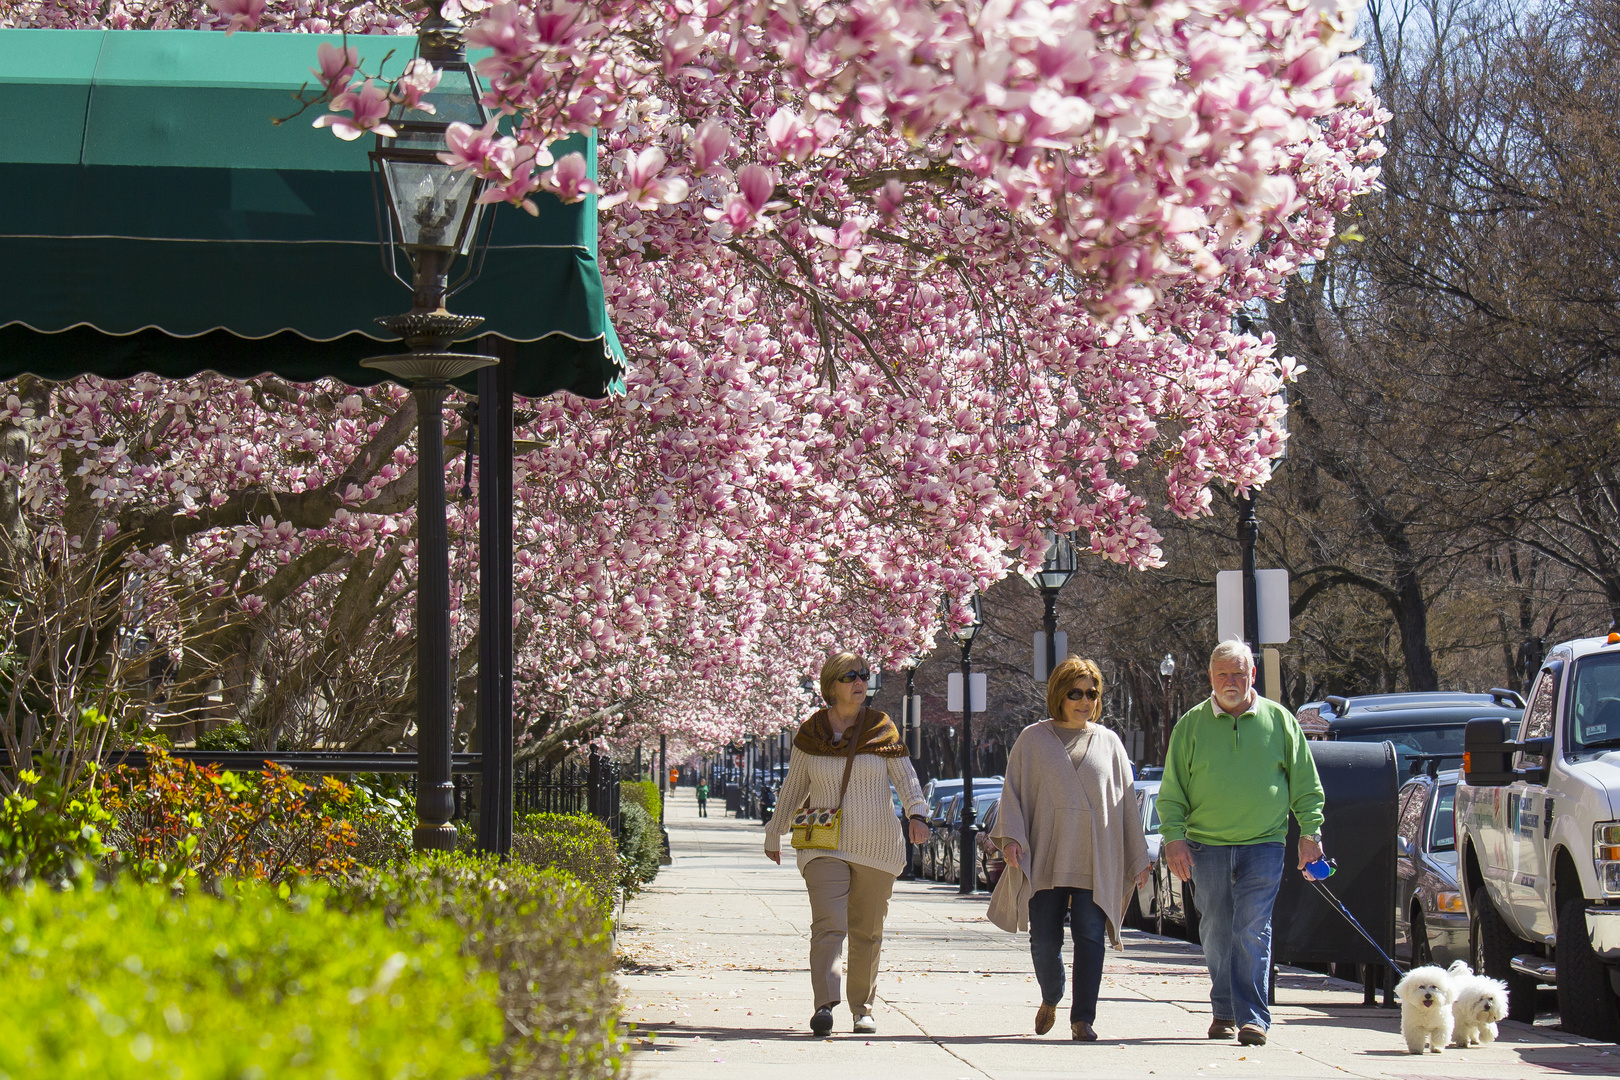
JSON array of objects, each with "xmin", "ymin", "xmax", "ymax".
[
  {"xmin": 1395, "ymin": 965, "xmax": 1455, "ymax": 1054},
  {"xmin": 1446, "ymin": 960, "xmax": 1509, "ymax": 1047}
]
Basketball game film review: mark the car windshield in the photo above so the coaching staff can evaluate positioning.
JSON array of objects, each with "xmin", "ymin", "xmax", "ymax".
[
  {"xmin": 1429, "ymin": 783, "xmax": 1456, "ymax": 851},
  {"xmin": 1337, "ymin": 726, "xmax": 1465, "ymax": 773},
  {"xmin": 1570, "ymin": 652, "xmax": 1620, "ymax": 750},
  {"xmin": 1145, "ymin": 793, "xmax": 1160, "ymax": 834}
]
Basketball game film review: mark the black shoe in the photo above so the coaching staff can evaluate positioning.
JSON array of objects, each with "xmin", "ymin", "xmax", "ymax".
[{"xmin": 810, "ymin": 1006, "xmax": 834, "ymax": 1035}]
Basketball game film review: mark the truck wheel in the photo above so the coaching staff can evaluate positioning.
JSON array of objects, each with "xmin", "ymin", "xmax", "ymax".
[
  {"xmin": 1471, "ymin": 887, "xmax": 1538, "ymax": 1023},
  {"xmin": 1557, "ymin": 896, "xmax": 1620, "ymax": 1041}
]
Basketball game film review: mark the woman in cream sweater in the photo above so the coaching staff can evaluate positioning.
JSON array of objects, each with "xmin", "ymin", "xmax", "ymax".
[
  {"xmin": 989, "ymin": 657, "xmax": 1152, "ymax": 1041},
  {"xmin": 765, "ymin": 652, "xmax": 930, "ymax": 1036}
]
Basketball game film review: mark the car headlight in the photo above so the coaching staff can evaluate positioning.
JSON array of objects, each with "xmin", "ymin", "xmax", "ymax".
[
  {"xmin": 1595, "ymin": 823, "xmax": 1620, "ymax": 897},
  {"xmin": 1434, "ymin": 891, "xmax": 1466, "ymax": 914}
]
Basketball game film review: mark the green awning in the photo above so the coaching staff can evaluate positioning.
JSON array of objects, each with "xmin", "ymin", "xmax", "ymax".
[{"xmin": 0, "ymin": 28, "xmax": 623, "ymax": 398}]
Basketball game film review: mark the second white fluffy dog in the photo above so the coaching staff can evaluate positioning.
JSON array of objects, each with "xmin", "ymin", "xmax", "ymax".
[
  {"xmin": 1447, "ymin": 960, "xmax": 1509, "ymax": 1047},
  {"xmin": 1395, "ymin": 965, "xmax": 1455, "ymax": 1054}
]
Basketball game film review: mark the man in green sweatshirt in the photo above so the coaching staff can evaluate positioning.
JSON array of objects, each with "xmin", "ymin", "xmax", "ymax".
[{"xmin": 1158, "ymin": 640, "xmax": 1324, "ymax": 1048}]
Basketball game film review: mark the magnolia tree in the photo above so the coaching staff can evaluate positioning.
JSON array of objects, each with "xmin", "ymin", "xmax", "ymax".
[{"xmin": 1, "ymin": 0, "xmax": 1385, "ymax": 754}]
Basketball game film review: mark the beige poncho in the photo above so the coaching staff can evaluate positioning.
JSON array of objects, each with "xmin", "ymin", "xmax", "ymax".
[{"xmin": 987, "ymin": 720, "xmax": 1151, "ymax": 948}]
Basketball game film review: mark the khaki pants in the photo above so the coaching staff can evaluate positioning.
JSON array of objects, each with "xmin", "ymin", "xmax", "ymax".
[{"xmin": 802, "ymin": 856, "xmax": 894, "ymax": 1015}]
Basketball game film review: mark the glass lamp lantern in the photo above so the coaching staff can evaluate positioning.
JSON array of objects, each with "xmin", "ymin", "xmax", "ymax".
[
  {"xmin": 369, "ymin": 2, "xmax": 493, "ymax": 318},
  {"xmin": 944, "ymin": 592, "xmax": 984, "ymax": 644},
  {"xmin": 1023, "ymin": 528, "xmax": 1079, "ymax": 592},
  {"xmin": 1160, "ymin": 653, "xmax": 1176, "ymax": 680}
]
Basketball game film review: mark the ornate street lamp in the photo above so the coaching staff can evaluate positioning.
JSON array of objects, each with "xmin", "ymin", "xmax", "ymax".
[
  {"xmin": 360, "ymin": 1, "xmax": 496, "ymax": 852},
  {"xmin": 1159, "ymin": 652, "xmax": 1177, "ymax": 765},
  {"xmin": 865, "ymin": 667, "xmax": 883, "ymax": 701},
  {"xmin": 944, "ymin": 592, "xmax": 983, "ymax": 895},
  {"xmin": 1022, "ymin": 529, "xmax": 1078, "ymax": 682}
]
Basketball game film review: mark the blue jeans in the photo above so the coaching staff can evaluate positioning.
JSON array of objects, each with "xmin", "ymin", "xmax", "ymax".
[
  {"xmin": 1187, "ymin": 841, "xmax": 1285, "ymax": 1030},
  {"xmin": 1028, "ymin": 887, "xmax": 1107, "ymax": 1024}
]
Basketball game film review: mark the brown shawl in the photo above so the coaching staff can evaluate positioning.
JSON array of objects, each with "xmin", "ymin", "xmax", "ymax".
[{"xmin": 793, "ymin": 707, "xmax": 908, "ymax": 757}]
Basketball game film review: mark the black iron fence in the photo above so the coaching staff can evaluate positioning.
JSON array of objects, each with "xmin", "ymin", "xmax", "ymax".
[{"xmin": 515, "ymin": 749, "xmax": 620, "ymax": 836}]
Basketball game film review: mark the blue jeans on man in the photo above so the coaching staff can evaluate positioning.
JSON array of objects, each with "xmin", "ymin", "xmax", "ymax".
[
  {"xmin": 1028, "ymin": 887, "xmax": 1108, "ymax": 1024},
  {"xmin": 1187, "ymin": 841, "xmax": 1285, "ymax": 1030}
]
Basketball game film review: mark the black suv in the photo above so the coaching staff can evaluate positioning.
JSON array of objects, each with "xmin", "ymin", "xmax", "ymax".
[{"xmin": 1297, "ymin": 690, "xmax": 1525, "ymax": 777}]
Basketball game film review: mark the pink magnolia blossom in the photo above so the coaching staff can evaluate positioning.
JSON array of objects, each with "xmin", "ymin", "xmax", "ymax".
[
  {"xmin": 207, "ymin": 0, "xmax": 265, "ymax": 33},
  {"xmin": 390, "ymin": 57, "xmax": 441, "ymax": 113},
  {"xmin": 311, "ymin": 42, "xmax": 358, "ymax": 98},
  {"xmin": 312, "ymin": 79, "xmax": 395, "ymax": 141}
]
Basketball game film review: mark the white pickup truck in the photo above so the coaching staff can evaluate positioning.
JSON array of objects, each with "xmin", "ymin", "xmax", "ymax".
[{"xmin": 1456, "ymin": 633, "xmax": 1620, "ymax": 1040}]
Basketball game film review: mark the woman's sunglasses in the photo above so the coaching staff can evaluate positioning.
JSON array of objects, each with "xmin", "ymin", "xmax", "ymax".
[
  {"xmin": 836, "ymin": 670, "xmax": 872, "ymax": 683},
  {"xmin": 1065, "ymin": 688, "xmax": 1100, "ymax": 701}
]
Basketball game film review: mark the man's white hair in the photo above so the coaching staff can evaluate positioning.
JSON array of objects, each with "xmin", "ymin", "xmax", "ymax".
[{"xmin": 1209, "ymin": 639, "xmax": 1255, "ymax": 670}]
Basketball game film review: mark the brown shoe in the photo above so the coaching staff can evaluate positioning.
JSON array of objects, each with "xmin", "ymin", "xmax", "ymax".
[
  {"xmin": 1207, "ymin": 1018, "xmax": 1237, "ymax": 1040},
  {"xmin": 1238, "ymin": 1023, "xmax": 1267, "ymax": 1046},
  {"xmin": 1035, "ymin": 1002, "xmax": 1056, "ymax": 1035},
  {"xmin": 1071, "ymin": 1021, "xmax": 1098, "ymax": 1042}
]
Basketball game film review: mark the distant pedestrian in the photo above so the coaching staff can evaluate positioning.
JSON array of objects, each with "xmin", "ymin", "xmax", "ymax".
[
  {"xmin": 765, "ymin": 651, "xmax": 930, "ymax": 1036},
  {"xmin": 696, "ymin": 781, "xmax": 709, "ymax": 817},
  {"xmin": 988, "ymin": 657, "xmax": 1152, "ymax": 1042},
  {"xmin": 1158, "ymin": 639, "xmax": 1325, "ymax": 1047}
]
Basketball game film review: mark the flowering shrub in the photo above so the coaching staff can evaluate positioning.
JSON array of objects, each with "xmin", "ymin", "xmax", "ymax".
[
  {"xmin": 0, "ymin": 877, "xmax": 502, "ymax": 1080},
  {"xmin": 100, "ymin": 748, "xmax": 358, "ymax": 888}
]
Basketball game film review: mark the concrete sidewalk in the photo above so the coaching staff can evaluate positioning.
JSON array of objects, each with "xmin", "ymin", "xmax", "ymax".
[{"xmin": 619, "ymin": 789, "xmax": 1612, "ymax": 1079}]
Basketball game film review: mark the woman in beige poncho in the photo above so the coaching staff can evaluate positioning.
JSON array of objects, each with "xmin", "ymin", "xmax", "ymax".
[{"xmin": 989, "ymin": 656, "xmax": 1152, "ymax": 1041}]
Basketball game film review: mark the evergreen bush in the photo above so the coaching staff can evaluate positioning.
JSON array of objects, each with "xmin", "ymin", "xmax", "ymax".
[
  {"xmin": 338, "ymin": 853, "xmax": 625, "ymax": 1080},
  {"xmin": 511, "ymin": 812, "xmax": 619, "ymax": 915},
  {"xmin": 615, "ymin": 802, "xmax": 662, "ymax": 894},
  {"xmin": 618, "ymin": 779, "xmax": 662, "ymax": 823},
  {"xmin": 0, "ymin": 878, "xmax": 501, "ymax": 1080}
]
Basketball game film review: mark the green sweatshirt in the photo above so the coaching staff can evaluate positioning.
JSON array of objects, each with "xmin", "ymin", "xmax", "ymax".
[{"xmin": 1157, "ymin": 695, "xmax": 1324, "ymax": 846}]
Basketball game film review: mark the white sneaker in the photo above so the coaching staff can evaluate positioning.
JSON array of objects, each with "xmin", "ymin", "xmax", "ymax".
[{"xmin": 853, "ymin": 1014, "xmax": 877, "ymax": 1034}]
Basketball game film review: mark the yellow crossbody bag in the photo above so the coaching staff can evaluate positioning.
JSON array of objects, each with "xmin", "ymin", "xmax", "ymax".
[{"xmin": 789, "ymin": 709, "xmax": 867, "ymax": 851}]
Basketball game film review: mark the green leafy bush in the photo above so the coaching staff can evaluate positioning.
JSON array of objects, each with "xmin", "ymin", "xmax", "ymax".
[
  {"xmin": 337, "ymin": 854, "xmax": 625, "ymax": 1080},
  {"xmin": 191, "ymin": 721, "xmax": 251, "ymax": 752},
  {"xmin": 0, "ymin": 757, "xmax": 113, "ymax": 889},
  {"xmin": 511, "ymin": 812, "xmax": 619, "ymax": 915},
  {"xmin": 616, "ymin": 802, "xmax": 662, "ymax": 894},
  {"xmin": 0, "ymin": 878, "xmax": 502, "ymax": 1080},
  {"xmin": 618, "ymin": 779, "xmax": 662, "ymax": 824},
  {"xmin": 339, "ymin": 775, "xmax": 417, "ymax": 867}
]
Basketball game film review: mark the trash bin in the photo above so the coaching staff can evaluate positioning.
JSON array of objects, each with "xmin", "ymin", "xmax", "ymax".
[{"xmin": 1271, "ymin": 740, "xmax": 1399, "ymax": 1003}]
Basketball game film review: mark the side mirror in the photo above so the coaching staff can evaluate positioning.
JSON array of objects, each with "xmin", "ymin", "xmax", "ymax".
[
  {"xmin": 1396, "ymin": 835, "xmax": 1414, "ymax": 857},
  {"xmin": 1463, "ymin": 718, "xmax": 1516, "ymax": 786}
]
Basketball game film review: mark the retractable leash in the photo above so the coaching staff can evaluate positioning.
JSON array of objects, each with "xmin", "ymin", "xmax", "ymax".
[{"xmin": 1302, "ymin": 858, "xmax": 1407, "ymax": 974}]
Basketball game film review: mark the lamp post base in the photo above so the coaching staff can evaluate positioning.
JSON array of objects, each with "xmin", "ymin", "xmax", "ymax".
[{"xmin": 413, "ymin": 823, "xmax": 459, "ymax": 852}]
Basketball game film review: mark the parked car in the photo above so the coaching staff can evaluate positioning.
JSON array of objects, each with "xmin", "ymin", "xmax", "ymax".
[
  {"xmin": 931, "ymin": 793, "xmax": 963, "ymax": 882},
  {"xmin": 1125, "ymin": 780, "xmax": 1161, "ymax": 929},
  {"xmin": 1394, "ymin": 768, "xmax": 1468, "ymax": 967},
  {"xmin": 1299, "ymin": 690, "xmax": 1525, "ymax": 777},
  {"xmin": 1458, "ymin": 633, "xmax": 1620, "ymax": 1037},
  {"xmin": 974, "ymin": 796, "xmax": 1002, "ymax": 888},
  {"xmin": 1151, "ymin": 833, "xmax": 1199, "ymax": 942}
]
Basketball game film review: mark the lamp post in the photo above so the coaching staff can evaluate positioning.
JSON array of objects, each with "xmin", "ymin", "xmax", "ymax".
[
  {"xmin": 1159, "ymin": 653, "xmax": 1176, "ymax": 765},
  {"xmin": 946, "ymin": 592, "xmax": 984, "ymax": 895},
  {"xmin": 361, "ymin": 1, "xmax": 496, "ymax": 852},
  {"xmin": 1023, "ymin": 529, "xmax": 1079, "ymax": 682},
  {"xmin": 1237, "ymin": 493, "xmax": 1264, "ymax": 699},
  {"xmin": 865, "ymin": 667, "xmax": 883, "ymax": 701}
]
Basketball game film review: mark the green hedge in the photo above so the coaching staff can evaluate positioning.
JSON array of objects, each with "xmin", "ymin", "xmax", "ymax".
[
  {"xmin": 618, "ymin": 779, "xmax": 662, "ymax": 824},
  {"xmin": 338, "ymin": 854, "xmax": 624, "ymax": 1080},
  {"xmin": 0, "ymin": 878, "xmax": 501, "ymax": 1080},
  {"xmin": 511, "ymin": 812, "xmax": 619, "ymax": 916},
  {"xmin": 616, "ymin": 802, "xmax": 662, "ymax": 895}
]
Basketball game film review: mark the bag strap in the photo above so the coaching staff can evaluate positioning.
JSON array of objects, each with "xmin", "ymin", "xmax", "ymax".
[{"xmin": 834, "ymin": 707, "xmax": 869, "ymax": 811}]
